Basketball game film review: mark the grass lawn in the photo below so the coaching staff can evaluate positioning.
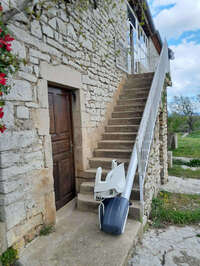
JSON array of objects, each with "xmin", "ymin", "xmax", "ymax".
[
  {"xmin": 169, "ymin": 131, "xmax": 200, "ymax": 158},
  {"xmin": 150, "ymin": 191, "xmax": 200, "ymax": 228},
  {"xmin": 168, "ymin": 165, "xmax": 200, "ymax": 179}
]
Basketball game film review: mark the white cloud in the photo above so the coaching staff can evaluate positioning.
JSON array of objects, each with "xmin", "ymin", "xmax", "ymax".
[
  {"xmin": 168, "ymin": 40, "xmax": 200, "ymax": 101},
  {"xmin": 152, "ymin": 0, "xmax": 200, "ymax": 39}
]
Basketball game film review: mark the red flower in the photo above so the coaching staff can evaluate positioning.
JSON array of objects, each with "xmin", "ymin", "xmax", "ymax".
[
  {"xmin": 0, "ymin": 125, "xmax": 6, "ymax": 133},
  {"xmin": 4, "ymin": 35, "xmax": 14, "ymax": 42},
  {"xmin": 0, "ymin": 6, "xmax": 3, "ymax": 12},
  {"xmin": 0, "ymin": 108, "xmax": 4, "ymax": 119},
  {"xmin": 0, "ymin": 73, "xmax": 6, "ymax": 85},
  {"xmin": 5, "ymin": 43, "xmax": 12, "ymax": 51}
]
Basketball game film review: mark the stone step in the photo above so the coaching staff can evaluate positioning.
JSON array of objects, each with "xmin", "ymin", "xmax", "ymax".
[
  {"xmin": 123, "ymin": 81, "xmax": 152, "ymax": 89},
  {"xmin": 127, "ymin": 72, "xmax": 154, "ymax": 81},
  {"xmin": 112, "ymin": 111, "xmax": 143, "ymax": 119},
  {"xmin": 117, "ymin": 98, "xmax": 146, "ymax": 106},
  {"xmin": 102, "ymin": 132, "xmax": 137, "ymax": 141},
  {"xmin": 123, "ymin": 87, "xmax": 150, "ymax": 93},
  {"xmin": 77, "ymin": 169, "xmax": 140, "ymax": 183},
  {"xmin": 120, "ymin": 91, "xmax": 149, "ymax": 98},
  {"xmin": 77, "ymin": 193, "xmax": 141, "ymax": 221},
  {"xmin": 108, "ymin": 117, "xmax": 141, "ymax": 126},
  {"xmin": 80, "ymin": 182, "xmax": 140, "ymax": 201},
  {"xmin": 105, "ymin": 125, "xmax": 139, "ymax": 133},
  {"xmin": 98, "ymin": 140, "xmax": 134, "ymax": 150},
  {"xmin": 89, "ymin": 157, "xmax": 129, "ymax": 169},
  {"xmin": 77, "ymin": 169, "xmax": 109, "ymax": 179},
  {"xmin": 94, "ymin": 149, "xmax": 132, "ymax": 159},
  {"xmin": 114, "ymin": 105, "xmax": 144, "ymax": 112}
]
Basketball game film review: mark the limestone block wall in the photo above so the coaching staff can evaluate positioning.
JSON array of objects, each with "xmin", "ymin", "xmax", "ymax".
[
  {"xmin": 143, "ymin": 115, "xmax": 161, "ymax": 218},
  {"xmin": 159, "ymin": 87, "xmax": 168, "ymax": 184},
  {"xmin": 143, "ymin": 88, "xmax": 168, "ymax": 218},
  {"xmin": 0, "ymin": 1, "xmax": 128, "ymax": 248}
]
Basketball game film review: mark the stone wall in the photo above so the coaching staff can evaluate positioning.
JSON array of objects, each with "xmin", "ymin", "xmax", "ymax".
[
  {"xmin": 143, "ymin": 86, "xmax": 168, "ymax": 217},
  {"xmin": 143, "ymin": 115, "xmax": 161, "ymax": 217},
  {"xmin": 0, "ymin": 222, "xmax": 7, "ymax": 255},
  {"xmin": 0, "ymin": 1, "xmax": 127, "ymax": 248}
]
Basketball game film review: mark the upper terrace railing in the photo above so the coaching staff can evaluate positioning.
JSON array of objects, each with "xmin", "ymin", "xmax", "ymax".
[{"xmin": 122, "ymin": 40, "xmax": 170, "ymax": 212}]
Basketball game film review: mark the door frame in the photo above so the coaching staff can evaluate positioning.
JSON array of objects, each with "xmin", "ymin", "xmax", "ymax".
[
  {"xmin": 39, "ymin": 63, "xmax": 84, "ymax": 215},
  {"xmin": 48, "ymin": 86, "xmax": 76, "ymax": 209}
]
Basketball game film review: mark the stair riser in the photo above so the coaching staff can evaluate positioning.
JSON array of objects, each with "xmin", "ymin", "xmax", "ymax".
[
  {"xmin": 105, "ymin": 125, "xmax": 139, "ymax": 132},
  {"xmin": 77, "ymin": 199, "xmax": 140, "ymax": 221},
  {"xmin": 80, "ymin": 184, "xmax": 140, "ymax": 201},
  {"xmin": 129, "ymin": 72, "xmax": 154, "ymax": 78},
  {"xmin": 117, "ymin": 99, "xmax": 146, "ymax": 105},
  {"xmin": 114, "ymin": 106, "xmax": 144, "ymax": 112},
  {"xmin": 108, "ymin": 118, "xmax": 141, "ymax": 125},
  {"xmin": 89, "ymin": 159, "xmax": 129, "ymax": 170},
  {"xmin": 94, "ymin": 150, "xmax": 131, "ymax": 159},
  {"xmin": 130, "ymin": 189, "xmax": 140, "ymax": 201},
  {"xmin": 98, "ymin": 142, "xmax": 134, "ymax": 149},
  {"xmin": 120, "ymin": 92, "xmax": 149, "ymax": 98},
  {"xmin": 112, "ymin": 112, "xmax": 143, "ymax": 118},
  {"xmin": 124, "ymin": 81, "xmax": 151, "ymax": 89},
  {"xmin": 102, "ymin": 133, "xmax": 137, "ymax": 140}
]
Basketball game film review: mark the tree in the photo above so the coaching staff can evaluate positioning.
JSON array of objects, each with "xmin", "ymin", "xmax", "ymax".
[{"xmin": 170, "ymin": 96, "xmax": 199, "ymax": 133}]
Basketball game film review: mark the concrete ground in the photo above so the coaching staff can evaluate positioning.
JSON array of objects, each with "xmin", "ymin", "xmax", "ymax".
[
  {"xmin": 161, "ymin": 175, "xmax": 200, "ymax": 195},
  {"xmin": 18, "ymin": 199, "xmax": 142, "ymax": 266},
  {"xmin": 128, "ymin": 226, "xmax": 200, "ymax": 266},
  {"xmin": 128, "ymin": 175, "xmax": 200, "ymax": 266}
]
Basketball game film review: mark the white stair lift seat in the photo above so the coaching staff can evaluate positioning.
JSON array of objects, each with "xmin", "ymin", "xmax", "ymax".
[{"xmin": 94, "ymin": 160, "xmax": 126, "ymax": 201}]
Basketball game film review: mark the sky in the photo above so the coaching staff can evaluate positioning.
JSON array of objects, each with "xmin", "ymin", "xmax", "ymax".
[{"xmin": 147, "ymin": 0, "xmax": 200, "ymax": 104}]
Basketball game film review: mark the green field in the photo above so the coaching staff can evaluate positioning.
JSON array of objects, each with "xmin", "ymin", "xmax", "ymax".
[
  {"xmin": 168, "ymin": 165, "xmax": 200, "ymax": 179},
  {"xmin": 151, "ymin": 191, "xmax": 200, "ymax": 227},
  {"xmin": 169, "ymin": 131, "xmax": 200, "ymax": 158}
]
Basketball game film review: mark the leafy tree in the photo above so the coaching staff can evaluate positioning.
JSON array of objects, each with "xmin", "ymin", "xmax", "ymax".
[{"xmin": 170, "ymin": 96, "xmax": 199, "ymax": 133}]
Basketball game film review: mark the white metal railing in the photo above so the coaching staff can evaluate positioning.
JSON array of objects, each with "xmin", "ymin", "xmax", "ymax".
[{"xmin": 122, "ymin": 40, "xmax": 169, "ymax": 208}]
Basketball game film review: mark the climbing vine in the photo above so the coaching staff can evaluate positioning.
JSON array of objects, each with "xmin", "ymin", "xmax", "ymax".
[{"xmin": 0, "ymin": 3, "xmax": 20, "ymax": 133}]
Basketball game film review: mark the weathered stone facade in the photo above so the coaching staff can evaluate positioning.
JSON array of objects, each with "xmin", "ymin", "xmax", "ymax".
[
  {"xmin": 0, "ymin": 1, "xmax": 127, "ymax": 250},
  {"xmin": 143, "ymin": 89, "xmax": 168, "ymax": 218},
  {"xmin": 0, "ymin": 0, "xmax": 167, "ymax": 253}
]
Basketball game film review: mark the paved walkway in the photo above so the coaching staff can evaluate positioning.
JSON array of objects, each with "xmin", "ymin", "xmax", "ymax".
[
  {"xmin": 128, "ymin": 226, "xmax": 200, "ymax": 266},
  {"xmin": 161, "ymin": 175, "xmax": 200, "ymax": 195},
  {"xmin": 128, "ymin": 175, "xmax": 200, "ymax": 266},
  {"xmin": 18, "ymin": 200, "xmax": 142, "ymax": 266}
]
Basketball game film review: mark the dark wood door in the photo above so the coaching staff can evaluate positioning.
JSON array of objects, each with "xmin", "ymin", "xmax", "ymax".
[{"xmin": 48, "ymin": 87, "xmax": 75, "ymax": 210}]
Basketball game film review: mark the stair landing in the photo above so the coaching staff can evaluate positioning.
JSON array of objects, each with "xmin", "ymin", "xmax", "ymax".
[{"xmin": 19, "ymin": 203, "xmax": 143, "ymax": 266}]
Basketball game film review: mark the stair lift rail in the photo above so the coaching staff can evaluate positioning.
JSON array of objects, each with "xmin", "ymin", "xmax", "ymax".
[
  {"xmin": 96, "ymin": 40, "xmax": 170, "ymax": 235},
  {"xmin": 123, "ymin": 39, "xmax": 170, "ymax": 205}
]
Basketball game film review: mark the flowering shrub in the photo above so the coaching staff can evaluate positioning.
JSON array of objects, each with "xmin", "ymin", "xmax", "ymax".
[{"xmin": 0, "ymin": 4, "xmax": 20, "ymax": 133}]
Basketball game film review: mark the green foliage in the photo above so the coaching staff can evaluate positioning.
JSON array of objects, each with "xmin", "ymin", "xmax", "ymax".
[
  {"xmin": 150, "ymin": 192, "xmax": 200, "ymax": 228},
  {"xmin": 0, "ymin": 247, "xmax": 18, "ymax": 266},
  {"xmin": 173, "ymin": 158, "xmax": 200, "ymax": 167},
  {"xmin": 168, "ymin": 165, "xmax": 200, "ymax": 179},
  {"xmin": 170, "ymin": 132, "xmax": 200, "ymax": 158},
  {"xmin": 168, "ymin": 114, "xmax": 188, "ymax": 133},
  {"xmin": 39, "ymin": 225, "xmax": 54, "ymax": 236}
]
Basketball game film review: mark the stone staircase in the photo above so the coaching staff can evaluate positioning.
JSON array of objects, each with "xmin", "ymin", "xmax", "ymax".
[{"xmin": 77, "ymin": 72, "xmax": 154, "ymax": 221}]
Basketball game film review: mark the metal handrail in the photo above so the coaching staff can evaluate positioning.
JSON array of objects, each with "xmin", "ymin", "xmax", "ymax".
[{"xmin": 122, "ymin": 40, "xmax": 169, "ymax": 204}]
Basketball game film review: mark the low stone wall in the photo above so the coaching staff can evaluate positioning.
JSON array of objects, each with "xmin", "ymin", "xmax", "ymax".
[
  {"xmin": 0, "ymin": 222, "xmax": 7, "ymax": 255},
  {"xmin": 143, "ymin": 87, "xmax": 168, "ymax": 218},
  {"xmin": 143, "ymin": 115, "xmax": 161, "ymax": 217}
]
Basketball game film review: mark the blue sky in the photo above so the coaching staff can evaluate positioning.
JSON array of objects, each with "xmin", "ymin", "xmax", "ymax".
[{"xmin": 147, "ymin": 0, "xmax": 200, "ymax": 106}]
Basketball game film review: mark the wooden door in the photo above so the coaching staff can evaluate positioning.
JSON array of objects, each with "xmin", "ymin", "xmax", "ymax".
[{"xmin": 48, "ymin": 87, "xmax": 75, "ymax": 210}]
